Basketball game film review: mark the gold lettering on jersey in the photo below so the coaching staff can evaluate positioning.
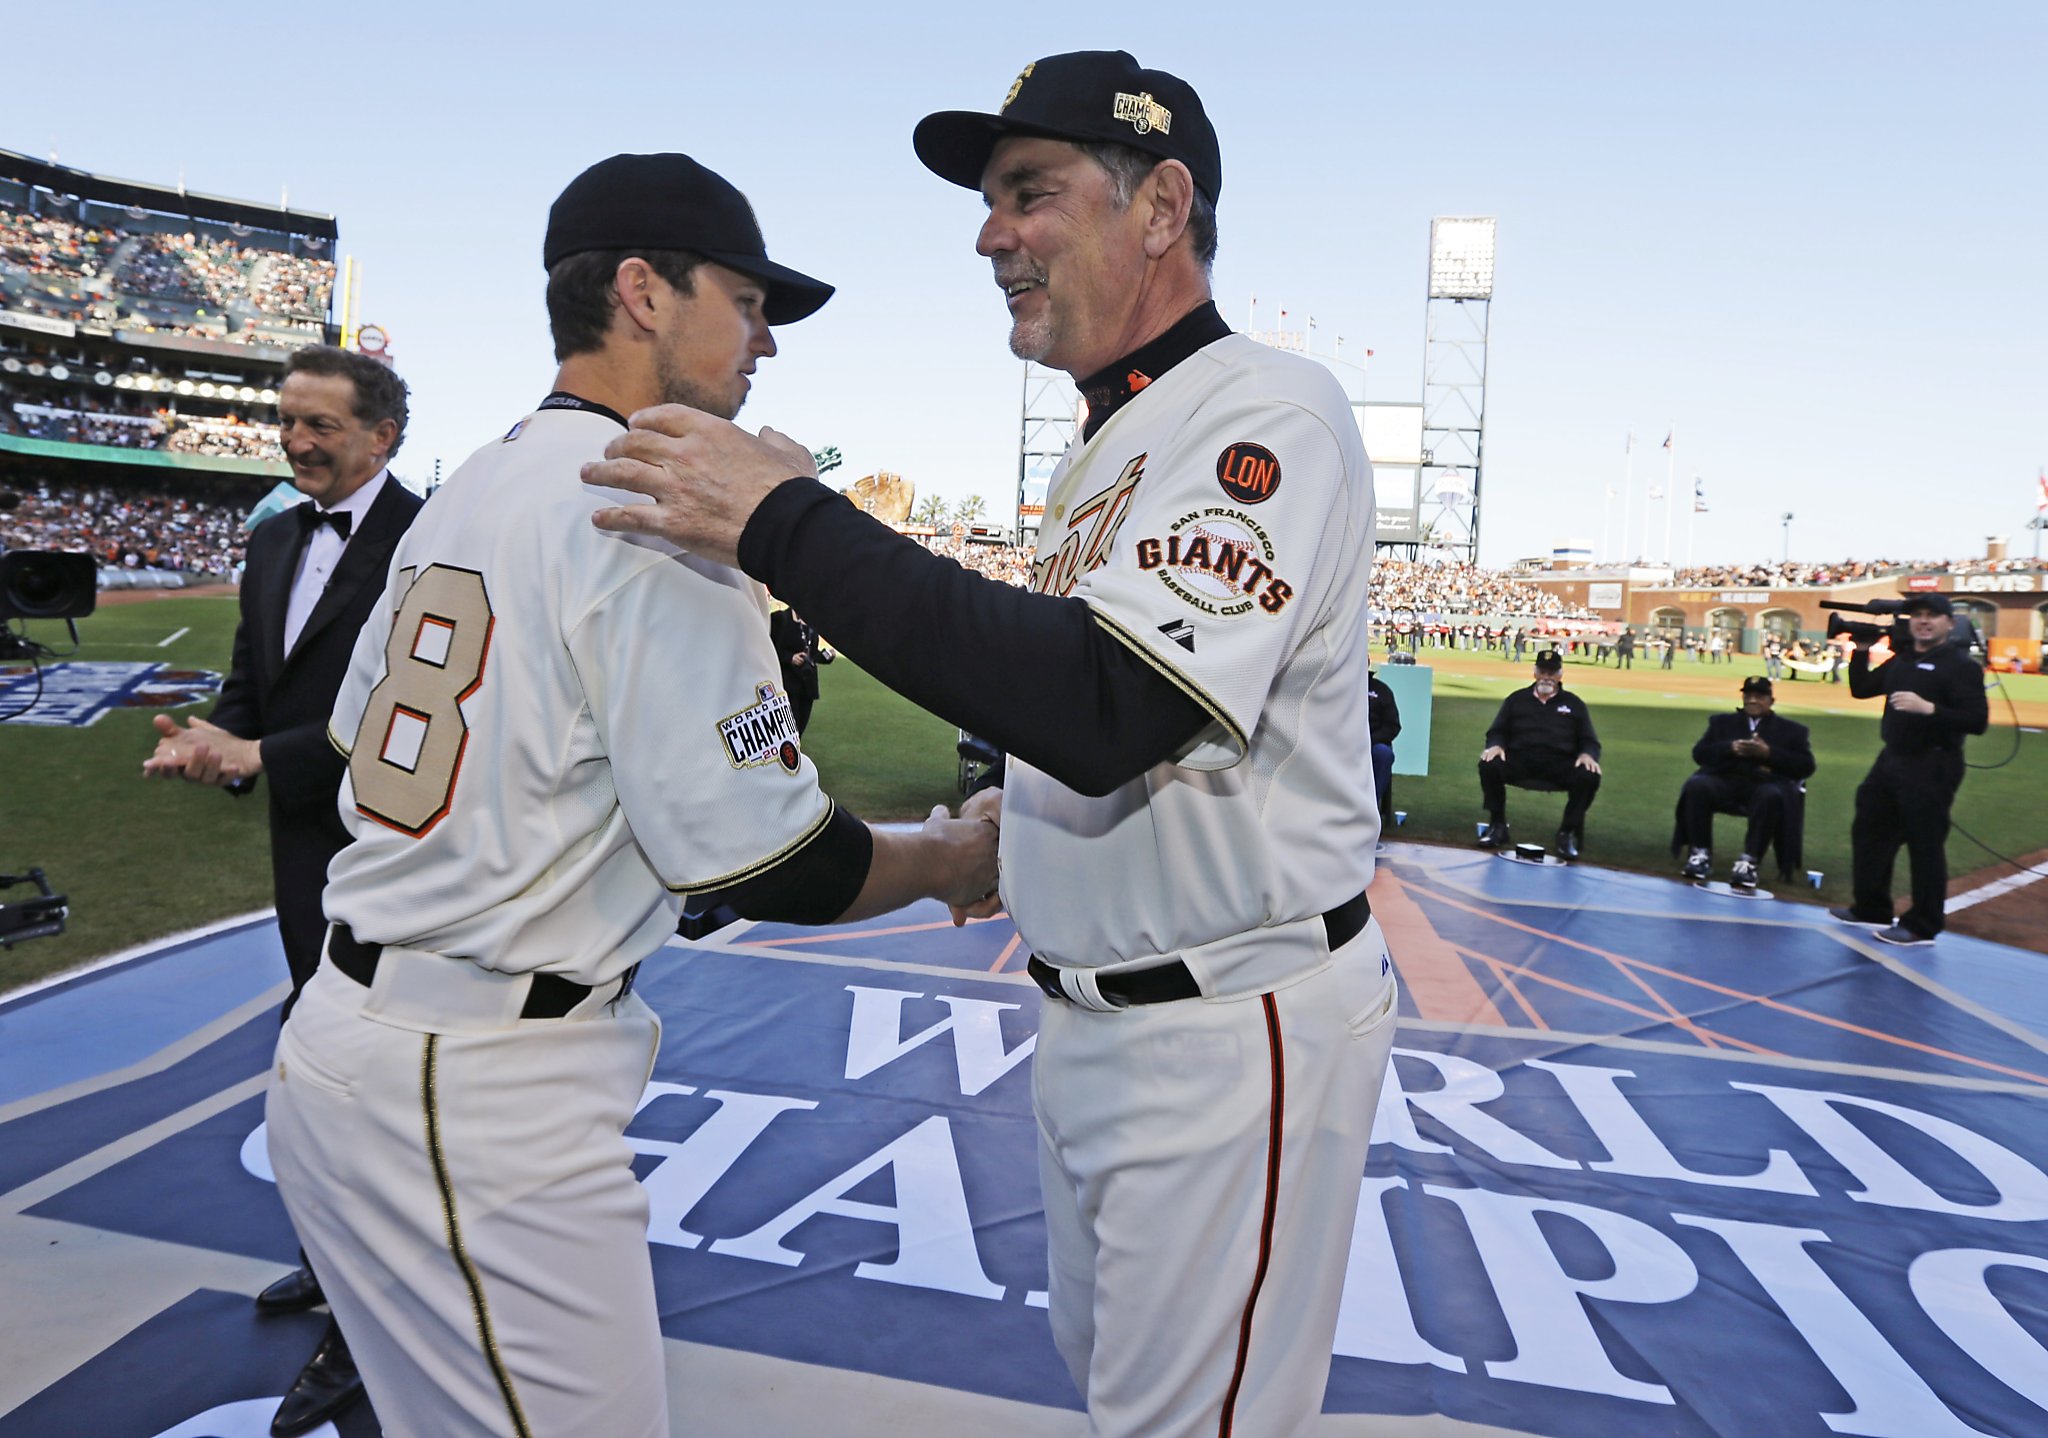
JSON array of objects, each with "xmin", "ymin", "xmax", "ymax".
[
  {"xmin": 1112, "ymin": 91, "xmax": 1172, "ymax": 136},
  {"xmin": 1033, "ymin": 453, "xmax": 1147, "ymax": 597},
  {"xmin": 1134, "ymin": 507, "xmax": 1295, "ymax": 617},
  {"xmin": 718, "ymin": 683, "xmax": 802, "ymax": 773}
]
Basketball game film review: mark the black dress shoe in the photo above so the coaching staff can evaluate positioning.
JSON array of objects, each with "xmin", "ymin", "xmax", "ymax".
[
  {"xmin": 1478, "ymin": 820, "xmax": 1511, "ymax": 850},
  {"xmin": 272, "ymin": 1320, "xmax": 364, "ymax": 1438},
  {"xmin": 255, "ymin": 1264, "xmax": 324, "ymax": 1315},
  {"xmin": 1555, "ymin": 829, "xmax": 1582, "ymax": 861}
]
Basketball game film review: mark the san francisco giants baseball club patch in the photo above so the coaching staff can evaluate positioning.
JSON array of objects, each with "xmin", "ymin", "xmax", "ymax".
[
  {"xmin": 1135, "ymin": 508, "xmax": 1295, "ymax": 617},
  {"xmin": 1216, "ymin": 440, "xmax": 1281, "ymax": 504},
  {"xmin": 718, "ymin": 683, "xmax": 802, "ymax": 773}
]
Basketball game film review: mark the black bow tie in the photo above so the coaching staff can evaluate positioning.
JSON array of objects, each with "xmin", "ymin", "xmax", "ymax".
[{"xmin": 296, "ymin": 504, "xmax": 352, "ymax": 540}]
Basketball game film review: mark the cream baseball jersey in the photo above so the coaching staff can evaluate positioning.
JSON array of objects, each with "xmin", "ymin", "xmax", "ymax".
[
  {"xmin": 323, "ymin": 404, "xmax": 832, "ymax": 985},
  {"xmin": 1002, "ymin": 334, "xmax": 1377, "ymax": 997}
]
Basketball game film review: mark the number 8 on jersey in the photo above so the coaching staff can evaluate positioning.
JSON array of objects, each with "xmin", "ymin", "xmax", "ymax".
[{"xmin": 349, "ymin": 564, "xmax": 495, "ymax": 836}]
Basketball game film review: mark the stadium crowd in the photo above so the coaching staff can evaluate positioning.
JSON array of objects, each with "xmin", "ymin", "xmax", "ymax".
[
  {"xmin": 0, "ymin": 476, "xmax": 250, "ymax": 576},
  {"xmin": 1669, "ymin": 555, "xmax": 2048, "ymax": 588},
  {"xmin": 2, "ymin": 388, "xmax": 282, "ymax": 461},
  {"xmin": 1, "ymin": 206, "xmax": 336, "ymax": 336}
]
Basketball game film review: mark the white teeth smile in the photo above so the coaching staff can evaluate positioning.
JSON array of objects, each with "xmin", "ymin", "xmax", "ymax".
[{"xmin": 1003, "ymin": 279, "xmax": 1039, "ymax": 297}]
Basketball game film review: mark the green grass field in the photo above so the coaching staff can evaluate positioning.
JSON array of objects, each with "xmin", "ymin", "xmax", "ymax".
[{"xmin": 4, "ymin": 600, "xmax": 2042, "ymax": 995}]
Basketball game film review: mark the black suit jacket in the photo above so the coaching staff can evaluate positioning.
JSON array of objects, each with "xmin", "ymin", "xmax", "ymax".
[
  {"xmin": 210, "ymin": 477, "xmax": 423, "ymax": 994},
  {"xmin": 1673, "ymin": 709, "xmax": 1816, "ymax": 878}
]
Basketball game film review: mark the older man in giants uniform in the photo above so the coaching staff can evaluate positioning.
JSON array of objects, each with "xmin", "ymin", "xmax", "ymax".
[{"xmin": 587, "ymin": 50, "xmax": 1398, "ymax": 1438}]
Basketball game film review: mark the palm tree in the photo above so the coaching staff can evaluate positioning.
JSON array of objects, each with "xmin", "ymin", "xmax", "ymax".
[
  {"xmin": 956, "ymin": 494, "xmax": 988, "ymax": 525},
  {"xmin": 912, "ymin": 494, "xmax": 950, "ymax": 528}
]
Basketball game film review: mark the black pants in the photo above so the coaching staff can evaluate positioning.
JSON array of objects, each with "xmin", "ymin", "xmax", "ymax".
[
  {"xmin": 1850, "ymin": 748, "xmax": 1964, "ymax": 937},
  {"xmin": 1677, "ymin": 773, "xmax": 1788, "ymax": 861},
  {"xmin": 1479, "ymin": 752, "xmax": 1600, "ymax": 832}
]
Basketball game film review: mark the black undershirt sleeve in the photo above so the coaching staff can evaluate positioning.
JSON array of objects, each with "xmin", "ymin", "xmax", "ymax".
[
  {"xmin": 738, "ymin": 478, "xmax": 1213, "ymax": 797},
  {"xmin": 706, "ymin": 800, "xmax": 872, "ymax": 925}
]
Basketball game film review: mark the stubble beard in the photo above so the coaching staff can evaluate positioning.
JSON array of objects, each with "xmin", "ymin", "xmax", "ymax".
[
  {"xmin": 655, "ymin": 350, "xmax": 743, "ymax": 421},
  {"xmin": 1007, "ymin": 310, "xmax": 1054, "ymax": 363}
]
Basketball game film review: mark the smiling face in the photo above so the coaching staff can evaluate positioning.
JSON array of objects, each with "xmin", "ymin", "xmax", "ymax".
[
  {"xmin": 1532, "ymin": 667, "xmax": 1561, "ymax": 698},
  {"xmin": 278, "ymin": 372, "xmax": 395, "ymax": 507},
  {"xmin": 651, "ymin": 260, "xmax": 776, "ymax": 420},
  {"xmin": 1907, "ymin": 610, "xmax": 1954, "ymax": 651},
  {"xmin": 975, "ymin": 136, "xmax": 1150, "ymax": 379},
  {"xmin": 1742, "ymin": 688, "xmax": 1775, "ymax": 719}
]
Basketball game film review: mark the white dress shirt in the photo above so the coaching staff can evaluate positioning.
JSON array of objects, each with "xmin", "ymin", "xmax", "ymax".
[{"xmin": 283, "ymin": 469, "xmax": 389, "ymax": 655}]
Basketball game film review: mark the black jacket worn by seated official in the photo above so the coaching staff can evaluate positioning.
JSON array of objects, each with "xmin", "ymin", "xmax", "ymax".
[
  {"xmin": 1669, "ymin": 708, "xmax": 1817, "ymax": 879},
  {"xmin": 1485, "ymin": 684, "xmax": 1600, "ymax": 762},
  {"xmin": 210, "ymin": 479, "xmax": 422, "ymax": 1002},
  {"xmin": 1367, "ymin": 675, "xmax": 1402, "ymax": 747}
]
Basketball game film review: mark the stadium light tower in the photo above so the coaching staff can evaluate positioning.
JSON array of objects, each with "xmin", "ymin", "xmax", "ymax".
[
  {"xmin": 1016, "ymin": 361, "xmax": 1077, "ymax": 547},
  {"xmin": 1419, "ymin": 217, "xmax": 1496, "ymax": 564}
]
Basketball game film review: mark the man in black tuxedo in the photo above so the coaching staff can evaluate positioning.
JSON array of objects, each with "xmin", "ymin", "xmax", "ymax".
[
  {"xmin": 1672, "ymin": 675, "xmax": 1815, "ymax": 889},
  {"xmin": 145, "ymin": 343, "xmax": 420, "ymax": 1438},
  {"xmin": 769, "ymin": 601, "xmax": 829, "ymax": 734}
]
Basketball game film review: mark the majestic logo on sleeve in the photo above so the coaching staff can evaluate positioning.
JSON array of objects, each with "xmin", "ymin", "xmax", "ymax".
[
  {"xmin": 1216, "ymin": 441, "xmax": 1281, "ymax": 504},
  {"xmin": 719, "ymin": 683, "xmax": 802, "ymax": 773},
  {"xmin": 1135, "ymin": 508, "xmax": 1295, "ymax": 617}
]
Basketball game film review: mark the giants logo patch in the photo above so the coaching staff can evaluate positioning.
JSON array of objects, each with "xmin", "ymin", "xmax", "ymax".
[
  {"xmin": 1216, "ymin": 441, "xmax": 1281, "ymax": 504},
  {"xmin": 718, "ymin": 683, "xmax": 802, "ymax": 772},
  {"xmin": 1135, "ymin": 508, "xmax": 1294, "ymax": 617}
]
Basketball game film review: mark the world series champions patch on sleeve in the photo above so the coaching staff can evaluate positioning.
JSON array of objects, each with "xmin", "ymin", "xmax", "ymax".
[
  {"xmin": 1134, "ymin": 506, "xmax": 1293, "ymax": 617},
  {"xmin": 718, "ymin": 682, "xmax": 803, "ymax": 772}
]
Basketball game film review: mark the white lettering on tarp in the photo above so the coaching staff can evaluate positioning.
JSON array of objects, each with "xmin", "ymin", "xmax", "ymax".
[
  {"xmin": 1384, "ymin": 1047, "xmax": 1578, "ymax": 1169},
  {"xmin": 1736, "ymin": 1083, "xmax": 2048, "ymax": 1220},
  {"xmin": 708, "ymin": 1115, "xmax": 1004, "ymax": 1300},
  {"xmin": 630, "ymin": 1083, "xmax": 817, "ymax": 1249},
  {"xmin": 1428, "ymin": 1184, "xmax": 1696, "ymax": 1404},
  {"xmin": 1674, "ymin": 1215, "xmax": 1992, "ymax": 1437},
  {"xmin": 1526, "ymin": 1058, "xmax": 1815, "ymax": 1194},
  {"xmin": 843, "ymin": 985, "xmax": 1035, "ymax": 1096},
  {"xmin": 1331, "ymin": 1177, "xmax": 1465, "ymax": 1371},
  {"xmin": 1908, "ymin": 1248, "xmax": 2048, "ymax": 1412}
]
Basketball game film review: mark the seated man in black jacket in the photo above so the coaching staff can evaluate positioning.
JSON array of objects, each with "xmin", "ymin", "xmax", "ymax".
[
  {"xmin": 1367, "ymin": 666, "xmax": 1401, "ymax": 830},
  {"xmin": 1478, "ymin": 650, "xmax": 1602, "ymax": 858},
  {"xmin": 1673, "ymin": 676, "xmax": 1815, "ymax": 889}
]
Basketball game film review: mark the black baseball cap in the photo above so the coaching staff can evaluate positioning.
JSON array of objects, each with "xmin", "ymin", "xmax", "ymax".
[
  {"xmin": 913, "ymin": 51, "xmax": 1222, "ymax": 204},
  {"xmin": 1534, "ymin": 650, "xmax": 1563, "ymax": 673},
  {"xmin": 1741, "ymin": 676, "xmax": 1774, "ymax": 695},
  {"xmin": 543, "ymin": 154, "xmax": 833, "ymax": 325},
  {"xmin": 1900, "ymin": 592, "xmax": 1954, "ymax": 616}
]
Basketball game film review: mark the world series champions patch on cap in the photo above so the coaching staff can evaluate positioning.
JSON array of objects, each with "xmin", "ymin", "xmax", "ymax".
[{"xmin": 913, "ymin": 50, "xmax": 1222, "ymax": 203}]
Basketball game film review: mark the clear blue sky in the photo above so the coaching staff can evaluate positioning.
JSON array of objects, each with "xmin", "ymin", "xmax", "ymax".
[{"xmin": 12, "ymin": 1, "xmax": 2042, "ymax": 568}]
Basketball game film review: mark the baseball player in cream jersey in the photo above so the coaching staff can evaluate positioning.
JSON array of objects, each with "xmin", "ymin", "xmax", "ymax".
[
  {"xmin": 584, "ymin": 55, "xmax": 1399, "ymax": 1438},
  {"xmin": 264, "ymin": 154, "xmax": 996, "ymax": 1438}
]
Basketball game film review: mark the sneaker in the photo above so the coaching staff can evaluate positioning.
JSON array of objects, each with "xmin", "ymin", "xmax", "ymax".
[
  {"xmin": 1681, "ymin": 848, "xmax": 1711, "ymax": 883},
  {"xmin": 1874, "ymin": 924, "xmax": 1935, "ymax": 948},
  {"xmin": 1829, "ymin": 906, "xmax": 1889, "ymax": 928},
  {"xmin": 1730, "ymin": 854, "xmax": 1759, "ymax": 890}
]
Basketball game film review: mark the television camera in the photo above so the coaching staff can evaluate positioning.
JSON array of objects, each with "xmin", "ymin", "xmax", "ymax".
[
  {"xmin": 1821, "ymin": 598, "xmax": 1982, "ymax": 654},
  {"xmin": 1, "ymin": 548, "xmax": 98, "ymax": 717}
]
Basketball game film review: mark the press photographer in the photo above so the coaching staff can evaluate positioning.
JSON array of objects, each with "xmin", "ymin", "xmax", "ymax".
[{"xmin": 1830, "ymin": 593, "xmax": 1989, "ymax": 946}]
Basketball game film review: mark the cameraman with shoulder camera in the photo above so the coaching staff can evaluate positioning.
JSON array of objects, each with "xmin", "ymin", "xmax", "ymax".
[{"xmin": 1831, "ymin": 593, "xmax": 1987, "ymax": 946}]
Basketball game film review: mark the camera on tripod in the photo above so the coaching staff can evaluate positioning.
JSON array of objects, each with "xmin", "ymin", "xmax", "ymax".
[
  {"xmin": 1, "ymin": 549, "xmax": 98, "ymax": 659},
  {"xmin": 0, "ymin": 869, "xmax": 68, "ymax": 949}
]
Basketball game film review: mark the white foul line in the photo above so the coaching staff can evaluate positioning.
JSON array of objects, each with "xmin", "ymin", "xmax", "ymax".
[
  {"xmin": 157, "ymin": 627, "xmax": 190, "ymax": 648},
  {"xmin": 1948, "ymin": 862, "xmax": 2048, "ymax": 913}
]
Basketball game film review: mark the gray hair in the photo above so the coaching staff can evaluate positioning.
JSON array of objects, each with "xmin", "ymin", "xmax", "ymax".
[{"xmin": 1078, "ymin": 141, "xmax": 1218, "ymax": 270}]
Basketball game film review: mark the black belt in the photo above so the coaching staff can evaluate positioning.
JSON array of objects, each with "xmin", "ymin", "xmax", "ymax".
[
  {"xmin": 1028, "ymin": 889, "xmax": 1372, "ymax": 1007},
  {"xmin": 326, "ymin": 923, "xmax": 637, "ymax": 1019}
]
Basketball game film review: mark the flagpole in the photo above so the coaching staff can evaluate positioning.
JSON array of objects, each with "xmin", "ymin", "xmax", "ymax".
[
  {"xmin": 1663, "ymin": 427, "xmax": 1676, "ymax": 566},
  {"xmin": 1686, "ymin": 476, "xmax": 1698, "ymax": 569},
  {"xmin": 1620, "ymin": 435, "xmax": 1635, "ymax": 564}
]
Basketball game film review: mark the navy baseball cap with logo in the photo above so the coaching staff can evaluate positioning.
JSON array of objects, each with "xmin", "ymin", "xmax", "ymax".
[
  {"xmin": 913, "ymin": 50, "xmax": 1222, "ymax": 204},
  {"xmin": 543, "ymin": 153, "xmax": 834, "ymax": 325}
]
